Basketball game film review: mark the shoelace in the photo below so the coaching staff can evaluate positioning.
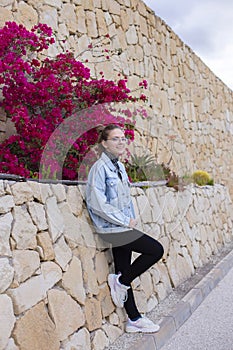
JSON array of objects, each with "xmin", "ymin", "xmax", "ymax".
[
  {"xmin": 115, "ymin": 274, "xmax": 129, "ymax": 303},
  {"xmin": 120, "ymin": 289, "xmax": 128, "ymax": 303},
  {"xmin": 116, "ymin": 280, "xmax": 129, "ymax": 303}
]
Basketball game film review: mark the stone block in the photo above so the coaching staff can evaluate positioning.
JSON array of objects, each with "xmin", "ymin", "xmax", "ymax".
[
  {"xmin": 62, "ymin": 256, "xmax": 86, "ymax": 305},
  {"xmin": 102, "ymin": 324, "xmax": 123, "ymax": 343},
  {"xmin": 13, "ymin": 302, "xmax": 59, "ymax": 350},
  {"xmin": 61, "ymin": 327, "xmax": 91, "ymax": 350},
  {"xmin": 54, "ymin": 235, "xmax": 72, "ymax": 271},
  {"xmin": 11, "ymin": 182, "xmax": 33, "ymax": 205},
  {"xmin": 13, "ymin": 250, "xmax": 40, "ymax": 284},
  {"xmin": 66, "ymin": 186, "xmax": 83, "ymax": 216},
  {"xmin": 60, "ymin": 3, "xmax": 77, "ymax": 34},
  {"xmin": 48, "ymin": 289, "xmax": 85, "ymax": 341},
  {"xmin": 0, "ymin": 212, "xmax": 13, "ymax": 256},
  {"xmin": 12, "ymin": 206, "xmax": 37, "ymax": 250},
  {"xmin": 4, "ymin": 338, "xmax": 19, "ymax": 350},
  {"xmin": 58, "ymin": 202, "xmax": 83, "ymax": 249},
  {"xmin": 0, "ymin": 295, "xmax": 15, "ymax": 350},
  {"xmin": 7, "ymin": 262, "xmax": 61, "ymax": 315},
  {"xmin": 79, "ymin": 246, "xmax": 99, "ymax": 295},
  {"xmin": 50, "ymin": 183, "xmax": 66, "ymax": 202},
  {"xmin": 98, "ymin": 284, "xmax": 115, "ymax": 318},
  {"xmin": 126, "ymin": 25, "xmax": 138, "ymax": 45},
  {"xmin": 92, "ymin": 329, "xmax": 109, "ymax": 350},
  {"xmin": 45, "ymin": 196, "xmax": 64, "ymax": 242},
  {"xmin": 84, "ymin": 297, "xmax": 102, "ymax": 332},
  {"xmin": 27, "ymin": 201, "xmax": 48, "ymax": 231},
  {"xmin": 37, "ymin": 231, "xmax": 55, "ymax": 261},
  {"xmin": 76, "ymin": 5, "xmax": 87, "ymax": 33},
  {"xmin": 86, "ymin": 11, "xmax": 98, "ymax": 38},
  {"xmin": 0, "ymin": 195, "xmax": 14, "ymax": 214},
  {"xmin": 15, "ymin": 2, "xmax": 38, "ymax": 28},
  {"xmin": 95, "ymin": 251, "xmax": 109, "ymax": 284}
]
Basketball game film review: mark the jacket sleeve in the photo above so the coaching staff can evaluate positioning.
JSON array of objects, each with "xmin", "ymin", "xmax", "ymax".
[{"xmin": 86, "ymin": 163, "xmax": 131, "ymax": 227}]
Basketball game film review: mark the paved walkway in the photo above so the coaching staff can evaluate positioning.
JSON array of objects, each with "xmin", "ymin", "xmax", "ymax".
[
  {"xmin": 126, "ymin": 248, "xmax": 233, "ymax": 350},
  {"xmin": 161, "ymin": 258, "xmax": 233, "ymax": 350}
]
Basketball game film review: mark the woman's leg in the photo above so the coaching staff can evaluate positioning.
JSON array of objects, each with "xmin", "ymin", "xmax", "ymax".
[
  {"xmin": 112, "ymin": 245, "xmax": 141, "ymax": 320},
  {"xmin": 111, "ymin": 230, "xmax": 164, "ymax": 320},
  {"xmin": 118, "ymin": 231, "xmax": 164, "ymax": 286}
]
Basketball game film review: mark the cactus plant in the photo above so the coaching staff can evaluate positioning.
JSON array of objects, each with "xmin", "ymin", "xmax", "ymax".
[{"xmin": 192, "ymin": 170, "xmax": 213, "ymax": 186}]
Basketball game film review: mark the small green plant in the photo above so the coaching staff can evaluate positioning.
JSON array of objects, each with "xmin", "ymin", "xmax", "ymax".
[
  {"xmin": 125, "ymin": 154, "xmax": 154, "ymax": 182},
  {"xmin": 192, "ymin": 170, "xmax": 214, "ymax": 186},
  {"xmin": 125, "ymin": 154, "xmax": 169, "ymax": 183},
  {"xmin": 165, "ymin": 168, "xmax": 190, "ymax": 191},
  {"xmin": 125, "ymin": 154, "xmax": 176, "ymax": 185}
]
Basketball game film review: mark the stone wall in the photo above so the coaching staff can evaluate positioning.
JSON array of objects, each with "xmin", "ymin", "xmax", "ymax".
[
  {"xmin": 0, "ymin": 179, "xmax": 233, "ymax": 350},
  {"xmin": 0, "ymin": 0, "xmax": 233, "ymax": 196}
]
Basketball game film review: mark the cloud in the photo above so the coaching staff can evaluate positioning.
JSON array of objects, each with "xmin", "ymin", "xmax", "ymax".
[
  {"xmin": 204, "ymin": 44, "xmax": 233, "ymax": 88},
  {"xmin": 147, "ymin": 0, "xmax": 232, "ymax": 51},
  {"xmin": 174, "ymin": 2, "xmax": 233, "ymax": 55},
  {"xmin": 145, "ymin": 0, "xmax": 197, "ymax": 25},
  {"xmin": 143, "ymin": 0, "xmax": 233, "ymax": 89}
]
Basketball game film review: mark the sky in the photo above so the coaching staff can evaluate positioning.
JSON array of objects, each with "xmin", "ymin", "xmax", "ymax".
[{"xmin": 143, "ymin": 0, "xmax": 233, "ymax": 91}]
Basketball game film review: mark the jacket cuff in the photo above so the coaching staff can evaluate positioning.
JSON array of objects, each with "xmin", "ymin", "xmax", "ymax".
[{"xmin": 124, "ymin": 217, "xmax": 131, "ymax": 227}]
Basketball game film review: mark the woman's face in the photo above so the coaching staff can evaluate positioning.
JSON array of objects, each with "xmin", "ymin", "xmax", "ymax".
[{"xmin": 101, "ymin": 128, "xmax": 127, "ymax": 157}]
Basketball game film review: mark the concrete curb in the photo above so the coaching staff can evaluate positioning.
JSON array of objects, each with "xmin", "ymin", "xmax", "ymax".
[{"xmin": 128, "ymin": 249, "xmax": 233, "ymax": 350}]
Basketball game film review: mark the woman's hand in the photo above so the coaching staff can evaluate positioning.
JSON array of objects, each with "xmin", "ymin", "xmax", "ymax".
[{"xmin": 129, "ymin": 218, "xmax": 138, "ymax": 228}]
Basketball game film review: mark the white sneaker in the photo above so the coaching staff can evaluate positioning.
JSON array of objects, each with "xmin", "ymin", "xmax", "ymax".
[
  {"xmin": 125, "ymin": 316, "xmax": 160, "ymax": 333},
  {"xmin": 108, "ymin": 273, "xmax": 130, "ymax": 308}
]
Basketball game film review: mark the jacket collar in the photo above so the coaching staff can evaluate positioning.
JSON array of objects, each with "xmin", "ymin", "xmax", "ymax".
[{"xmin": 100, "ymin": 152, "xmax": 118, "ymax": 172}]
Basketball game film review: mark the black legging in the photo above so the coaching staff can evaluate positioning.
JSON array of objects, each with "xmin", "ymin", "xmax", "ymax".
[{"xmin": 109, "ymin": 230, "xmax": 164, "ymax": 320}]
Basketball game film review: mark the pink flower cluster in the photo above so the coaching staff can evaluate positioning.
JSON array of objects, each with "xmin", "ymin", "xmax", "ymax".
[{"xmin": 0, "ymin": 22, "xmax": 147, "ymax": 180}]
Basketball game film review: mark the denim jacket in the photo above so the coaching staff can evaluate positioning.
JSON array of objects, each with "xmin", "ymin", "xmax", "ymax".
[{"xmin": 85, "ymin": 152, "xmax": 135, "ymax": 234}]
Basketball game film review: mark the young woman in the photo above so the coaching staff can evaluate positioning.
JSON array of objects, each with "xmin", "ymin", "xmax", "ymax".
[{"xmin": 85, "ymin": 124, "xmax": 164, "ymax": 333}]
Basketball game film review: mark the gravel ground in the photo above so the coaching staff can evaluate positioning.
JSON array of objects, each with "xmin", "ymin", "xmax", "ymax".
[{"xmin": 106, "ymin": 240, "xmax": 233, "ymax": 350}]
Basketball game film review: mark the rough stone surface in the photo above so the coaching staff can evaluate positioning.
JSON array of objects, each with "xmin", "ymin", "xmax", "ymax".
[
  {"xmin": 0, "ymin": 195, "xmax": 14, "ymax": 214},
  {"xmin": 0, "ymin": 258, "xmax": 14, "ymax": 293},
  {"xmin": 13, "ymin": 302, "xmax": 60, "ymax": 350},
  {"xmin": 27, "ymin": 202, "xmax": 48, "ymax": 231},
  {"xmin": 62, "ymin": 256, "xmax": 86, "ymax": 305},
  {"xmin": 0, "ymin": 212, "xmax": 13, "ymax": 256},
  {"xmin": 92, "ymin": 329, "xmax": 109, "ymax": 350},
  {"xmin": 61, "ymin": 327, "xmax": 91, "ymax": 350},
  {"xmin": 1, "ymin": 179, "xmax": 233, "ymax": 349},
  {"xmin": 45, "ymin": 196, "xmax": 64, "ymax": 242},
  {"xmin": 11, "ymin": 183, "xmax": 33, "ymax": 205},
  {"xmin": 0, "ymin": 295, "xmax": 15, "ymax": 350},
  {"xmin": 37, "ymin": 231, "xmax": 55, "ymax": 260},
  {"xmin": 7, "ymin": 261, "xmax": 62, "ymax": 315},
  {"xmin": 0, "ymin": 0, "xmax": 232, "ymax": 199},
  {"xmin": 13, "ymin": 250, "xmax": 40, "ymax": 284},
  {"xmin": 11, "ymin": 205, "xmax": 37, "ymax": 250},
  {"xmin": 47, "ymin": 289, "xmax": 85, "ymax": 341},
  {"xmin": 85, "ymin": 297, "xmax": 102, "ymax": 331},
  {"xmin": 0, "ymin": 178, "xmax": 233, "ymax": 349}
]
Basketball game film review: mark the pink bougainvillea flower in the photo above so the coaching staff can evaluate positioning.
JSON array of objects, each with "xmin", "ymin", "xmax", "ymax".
[{"xmin": 0, "ymin": 21, "xmax": 148, "ymax": 180}]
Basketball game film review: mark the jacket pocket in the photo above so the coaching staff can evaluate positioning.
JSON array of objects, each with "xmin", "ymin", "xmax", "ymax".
[{"xmin": 106, "ymin": 177, "xmax": 118, "ymax": 200}]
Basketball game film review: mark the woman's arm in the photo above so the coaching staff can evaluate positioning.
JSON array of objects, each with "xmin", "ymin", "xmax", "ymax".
[{"xmin": 86, "ymin": 163, "xmax": 131, "ymax": 227}]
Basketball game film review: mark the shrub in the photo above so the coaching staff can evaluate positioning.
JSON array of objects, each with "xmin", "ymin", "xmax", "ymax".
[{"xmin": 192, "ymin": 170, "xmax": 213, "ymax": 186}]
